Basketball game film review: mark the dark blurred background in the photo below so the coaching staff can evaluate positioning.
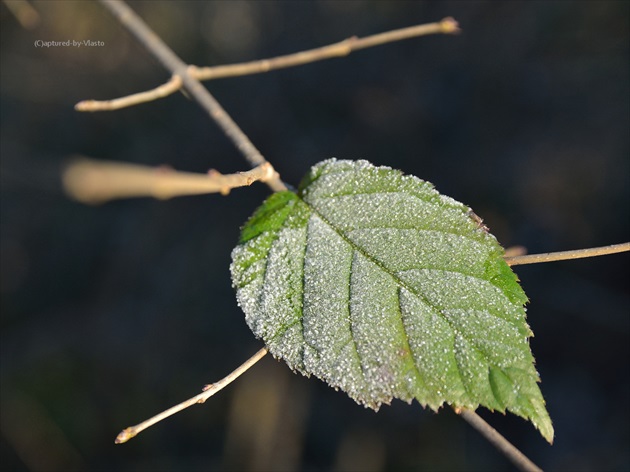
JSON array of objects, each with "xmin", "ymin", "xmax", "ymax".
[{"xmin": 1, "ymin": 1, "xmax": 628, "ymax": 471}]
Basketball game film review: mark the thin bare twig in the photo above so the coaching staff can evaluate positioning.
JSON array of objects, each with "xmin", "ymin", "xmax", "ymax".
[
  {"xmin": 62, "ymin": 158, "xmax": 278, "ymax": 204},
  {"xmin": 96, "ymin": 0, "xmax": 286, "ymax": 191},
  {"xmin": 75, "ymin": 17, "xmax": 459, "ymax": 112},
  {"xmin": 196, "ymin": 17, "xmax": 459, "ymax": 80},
  {"xmin": 115, "ymin": 347, "xmax": 268, "ymax": 444},
  {"xmin": 505, "ymin": 242, "xmax": 630, "ymax": 266},
  {"xmin": 76, "ymin": 75, "xmax": 183, "ymax": 112},
  {"xmin": 456, "ymin": 408, "xmax": 543, "ymax": 472}
]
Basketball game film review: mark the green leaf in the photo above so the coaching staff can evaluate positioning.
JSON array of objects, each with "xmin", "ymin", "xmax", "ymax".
[{"xmin": 231, "ymin": 159, "xmax": 553, "ymax": 443}]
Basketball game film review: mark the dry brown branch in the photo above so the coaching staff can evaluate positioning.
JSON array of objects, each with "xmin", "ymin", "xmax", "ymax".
[
  {"xmin": 95, "ymin": 0, "xmax": 286, "ymax": 191},
  {"xmin": 62, "ymin": 157, "xmax": 277, "ymax": 204},
  {"xmin": 75, "ymin": 17, "xmax": 459, "ymax": 112},
  {"xmin": 75, "ymin": 75, "xmax": 182, "ymax": 113},
  {"xmin": 456, "ymin": 408, "xmax": 543, "ymax": 472},
  {"xmin": 113, "ymin": 342, "xmax": 543, "ymax": 472},
  {"xmin": 505, "ymin": 242, "xmax": 630, "ymax": 266},
  {"xmin": 115, "ymin": 347, "xmax": 268, "ymax": 444}
]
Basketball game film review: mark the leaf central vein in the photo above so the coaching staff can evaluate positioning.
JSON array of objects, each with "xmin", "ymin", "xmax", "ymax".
[{"xmin": 304, "ymin": 198, "xmax": 507, "ymax": 406}]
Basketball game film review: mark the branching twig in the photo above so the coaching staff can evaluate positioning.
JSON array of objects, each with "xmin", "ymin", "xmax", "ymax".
[
  {"xmin": 62, "ymin": 158, "xmax": 278, "ymax": 204},
  {"xmin": 80, "ymin": 3, "xmax": 623, "ymax": 470},
  {"xmin": 96, "ymin": 0, "xmax": 286, "ymax": 191},
  {"xmin": 115, "ymin": 347, "xmax": 268, "ymax": 444},
  {"xmin": 116, "ymin": 343, "xmax": 546, "ymax": 472},
  {"xmin": 505, "ymin": 242, "xmax": 630, "ymax": 266},
  {"xmin": 456, "ymin": 408, "xmax": 543, "ymax": 472},
  {"xmin": 75, "ymin": 17, "xmax": 459, "ymax": 112}
]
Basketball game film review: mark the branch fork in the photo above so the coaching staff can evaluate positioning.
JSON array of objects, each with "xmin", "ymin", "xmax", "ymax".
[{"xmin": 75, "ymin": 17, "xmax": 459, "ymax": 113}]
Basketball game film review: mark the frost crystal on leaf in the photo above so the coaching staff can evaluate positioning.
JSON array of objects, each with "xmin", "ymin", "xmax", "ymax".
[{"xmin": 230, "ymin": 159, "xmax": 553, "ymax": 443}]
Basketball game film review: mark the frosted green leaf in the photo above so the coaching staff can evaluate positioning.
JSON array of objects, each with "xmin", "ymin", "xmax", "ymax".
[{"xmin": 230, "ymin": 159, "xmax": 553, "ymax": 443}]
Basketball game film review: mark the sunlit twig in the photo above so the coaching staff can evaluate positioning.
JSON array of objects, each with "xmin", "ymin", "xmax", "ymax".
[
  {"xmin": 62, "ymin": 158, "xmax": 277, "ymax": 204},
  {"xmin": 456, "ymin": 408, "xmax": 543, "ymax": 472},
  {"xmin": 505, "ymin": 242, "xmax": 630, "ymax": 266},
  {"xmin": 75, "ymin": 17, "xmax": 459, "ymax": 112},
  {"xmin": 76, "ymin": 75, "xmax": 183, "ymax": 113},
  {"xmin": 115, "ymin": 348, "xmax": 268, "ymax": 444},
  {"xmin": 95, "ymin": 0, "xmax": 286, "ymax": 191}
]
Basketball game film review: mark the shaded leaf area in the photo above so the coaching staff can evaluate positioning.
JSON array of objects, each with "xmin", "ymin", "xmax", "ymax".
[{"xmin": 231, "ymin": 159, "xmax": 553, "ymax": 442}]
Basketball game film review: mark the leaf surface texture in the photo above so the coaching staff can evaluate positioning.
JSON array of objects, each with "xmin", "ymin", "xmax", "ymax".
[{"xmin": 231, "ymin": 159, "xmax": 553, "ymax": 442}]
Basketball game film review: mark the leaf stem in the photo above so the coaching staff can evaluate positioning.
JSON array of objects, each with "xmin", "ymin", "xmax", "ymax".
[
  {"xmin": 505, "ymin": 242, "xmax": 630, "ymax": 266},
  {"xmin": 456, "ymin": 408, "xmax": 543, "ymax": 472},
  {"xmin": 96, "ymin": 0, "xmax": 286, "ymax": 191},
  {"xmin": 75, "ymin": 17, "xmax": 459, "ymax": 112},
  {"xmin": 115, "ymin": 347, "xmax": 268, "ymax": 444}
]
